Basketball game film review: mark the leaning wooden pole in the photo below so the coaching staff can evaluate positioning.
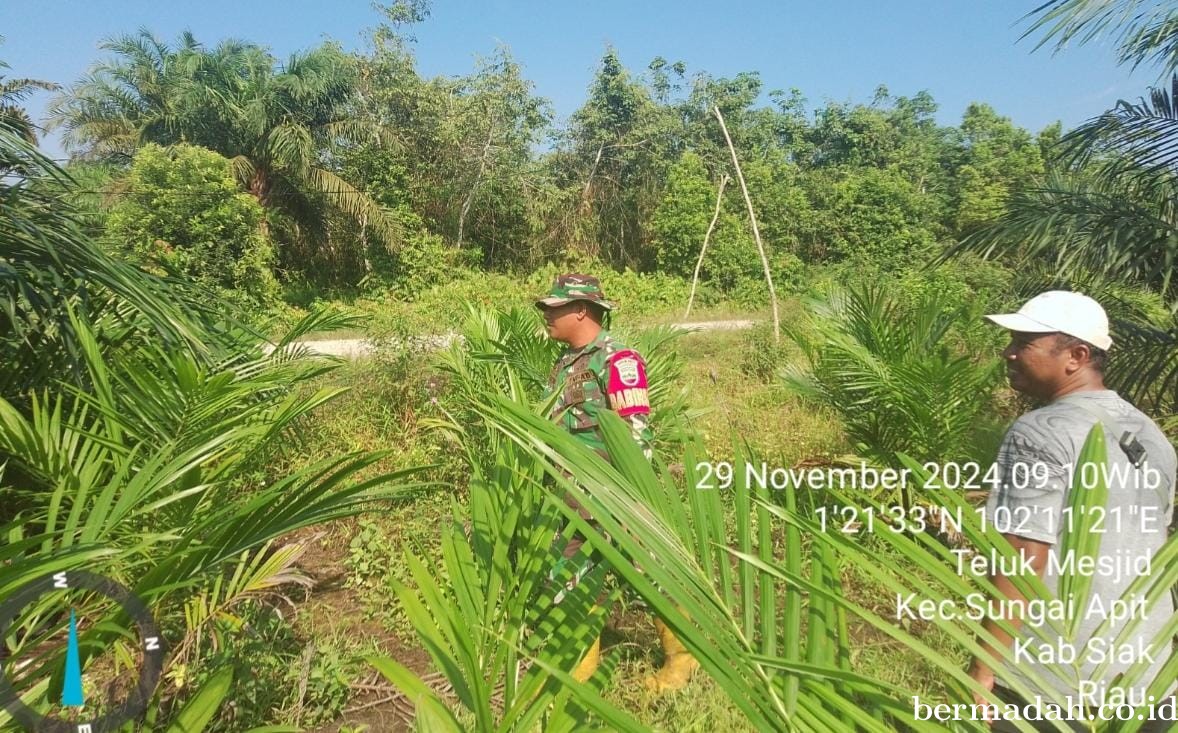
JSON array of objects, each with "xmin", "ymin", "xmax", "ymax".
[
  {"xmin": 713, "ymin": 105, "xmax": 780, "ymax": 343},
  {"xmin": 684, "ymin": 173, "xmax": 729, "ymax": 320}
]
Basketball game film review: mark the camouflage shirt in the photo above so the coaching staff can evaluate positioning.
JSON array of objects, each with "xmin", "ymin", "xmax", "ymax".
[{"xmin": 544, "ymin": 329, "xmax": 653, "ymax": 458}]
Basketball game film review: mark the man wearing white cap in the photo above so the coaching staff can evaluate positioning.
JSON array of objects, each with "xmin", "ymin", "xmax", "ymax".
[{"xmin": 969, "ymin": 291, "xmax": 1176, "ymax": 729}]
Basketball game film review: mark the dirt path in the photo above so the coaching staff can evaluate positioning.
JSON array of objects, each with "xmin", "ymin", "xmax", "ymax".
[{"xmin": 268, "ymin": 319, "xmax": 757, "ymax": 359}]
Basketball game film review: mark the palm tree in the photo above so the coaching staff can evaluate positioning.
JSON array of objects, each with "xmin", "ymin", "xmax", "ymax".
[
  {"xmin": 783, "ymin": 284, "xmax": 1006, "ymax": 477},
  {"xmin": 951, "ymin": 4, "xmax": 1178, "ymax": 414},
  {"xmin": 48, "ymin": 30, "xmax": 399, "ymax": 262},
  {"xmin": 46, "ymin": 29, "xmax": 188, "ymax": 158},
  {"xmin": 1, "ymin": 116, "xmax": 209, "ymax": 396},
  {"xmin": 1022, "ymin": 0, "xmax": 1178, "ymax": 75},
  {"xmin": 2, "ymin": 121, "xmax": 425, "ymax": 727},
  {"xmin": 958, "ymin": 80, "xmax": 1177, "ymax": 298},
  {"xmin": 0, "ymin": 37, "xmax": 59, "ymax": 144}
]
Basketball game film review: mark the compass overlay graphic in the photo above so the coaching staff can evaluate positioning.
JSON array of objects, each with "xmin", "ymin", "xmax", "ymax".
[{"xmin": 0, "ymin": 570, "xmax": 164, "ymax": 733}]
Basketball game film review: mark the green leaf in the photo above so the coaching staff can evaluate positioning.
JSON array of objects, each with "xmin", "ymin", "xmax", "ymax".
[{"xmin": 165, "ymin": 667, "xmax": 233, "ymax": 733}]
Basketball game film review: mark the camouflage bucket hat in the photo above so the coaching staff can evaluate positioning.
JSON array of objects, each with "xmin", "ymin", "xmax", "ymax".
[{"xmin": 535, "ymin": 273, "xmax": 615, "ymax": 311}]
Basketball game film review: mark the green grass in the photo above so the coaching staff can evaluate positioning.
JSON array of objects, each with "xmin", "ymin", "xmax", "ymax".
[
  {"xmin": 277, "ymin": 351, "xmax": 467, "ymax": 487},
  {"xmin": 271, "ymin": 266, "xmax": 777, "ymax": 343},
  {"xmin": 675, "ymin": 326, "xmax": 845, "ymax": 462}
]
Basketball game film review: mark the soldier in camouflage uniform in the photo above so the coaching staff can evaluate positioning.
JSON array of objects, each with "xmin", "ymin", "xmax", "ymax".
[
  {"xmin": 539, "ymin": 275, "xmax": 653, "ymax": 460},
  {"xmin": 536, "ymin": 273, "xmax": 697, "ymax": 692}
]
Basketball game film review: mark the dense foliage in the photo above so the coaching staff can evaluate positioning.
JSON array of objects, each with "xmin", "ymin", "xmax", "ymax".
[
  {"xmin": 48, "ymin": 30, "xmax": 400, "ymax": 279},
  {"xmin": 104, "ymin": 143, "xmax": 280, "ymax": 306},
  {"xmin": 0, "ymin": 118, "xmax": 420, "ymax": 730},
  {"xmin": 954, "ymin": 3, "xmax": 1178, "ymax": 417},
  {"xmin": 34, "ymin": 7, "xmax": 1062, "ymax": 298}
]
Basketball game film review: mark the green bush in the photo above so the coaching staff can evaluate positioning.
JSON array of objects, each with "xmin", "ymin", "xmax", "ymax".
[
  {"xmin": 652, "ymin": 151, "xmax": 805, "ymax": 302},
  {"xmin": 103, "ymin": 143, "xmax": 280, "ymax": 305},
  {"xmin": 346, "ymin": 518, "xmax": 399, "ymax": 592},
  {"xmin": 386, "ymin": 228, "xmax": 452, "ymax": 297},
  {"xmin": 653, "ymin": 151, "xmax": 716, "ymax": 277},
  {"xmin": 895, "ymin": 256, "xmax": 1012, "ymax": 313},
  {"xmin": 359, "ymin": 268, "xmax": 532, "ymax": 336},
  {"xmin": 528, "ymin": 259, "xmax": 714, "ymax": 317},
  {"xmin": 801, "ymin": 166, "xmax": 940, "ymax": 269},
  {"xmin": 181, "ymin": 601, "xmax": 367, "ymax": 729},
  {"xmin": 739, "ymin": 322, "xmax": 798, "ymax": 383},
  {"xmin": 697, "ymin": 212, "xmax": 758, "ymax": 292},
  {"xmin": 725, "ymin": 250, "xmax": 807, "ymax": 309},
  {"xmin": 892, "ymin": 255, "xmax": 1015, "ymax": 352},
  {"xmin": 359, "ymin": 205, "xmax": 482, "ymax": 300},
  {"xmin": 600, "ymin": 267, "xmax": 705, "ymax": 315}
]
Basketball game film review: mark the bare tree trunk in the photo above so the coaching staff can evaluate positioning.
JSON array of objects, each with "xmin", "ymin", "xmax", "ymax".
[
  {"xmin": 684, "ymin": 174, "xmax": 729, "ymax": 319},
  {"xmin": 458, "ymin": 122, "xmax": 496, "ymax": 249},
  {"xmin": 580, "ymin": 142, "xmax": 606, "ymax": 209},
  {"xmin": 250, "ymin": 169, "xmax": 272, "ymax": 241},
  {"xmin": 713, "ymin": 105, "xmax": 780, "ymax": 343}
]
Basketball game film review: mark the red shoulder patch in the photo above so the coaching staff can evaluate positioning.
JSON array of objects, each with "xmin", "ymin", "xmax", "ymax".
[{"xmin": 606, "ymin": 350, "xmax": 650, "ymax": 416}]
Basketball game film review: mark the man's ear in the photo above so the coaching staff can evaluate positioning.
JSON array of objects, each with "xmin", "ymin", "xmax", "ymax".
[{"xmin": 1068, "ymin": 341, "xmax": 1092, "ymax": 371}]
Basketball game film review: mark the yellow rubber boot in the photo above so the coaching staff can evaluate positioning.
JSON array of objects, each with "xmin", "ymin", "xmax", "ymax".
[
  {"xmin": 644, "ymin": 618, "xmax": 699, "ymax": 692},
  {"xmin": 571, "ymin": 636, "xmax": 601, "ymax": 682}
]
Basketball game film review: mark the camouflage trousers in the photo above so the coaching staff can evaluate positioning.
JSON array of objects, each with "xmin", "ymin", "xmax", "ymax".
[
  {"xmin": 549, "ymin": 526, "xmax": 602, "ymax": 606},
  {"xmin": 546, "ymin": 473, "xmax": 647, "ymax": 609}
]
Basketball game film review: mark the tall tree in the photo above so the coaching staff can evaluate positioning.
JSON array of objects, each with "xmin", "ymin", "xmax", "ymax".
[
  {"xmin": 955, "ymin": 3, "xmax": 1178, "ymax": 411},
  {"xmin": 346, "ymin": 5, "xmax": 551, "ymax": 270},
  {"xmin": 443, "ymin": 47, "xmax": 551, "ymax": 265},
  {"xmin": 559, "ymin": 48, "xmax": 677, "ymax": 268},
  {"xmin": 678, "ymin": 70, "xmax": 773, "ymax": 166},
  {"xmin": 950, "ymin": 102, "xmax": 1045, "ymax": 233}
]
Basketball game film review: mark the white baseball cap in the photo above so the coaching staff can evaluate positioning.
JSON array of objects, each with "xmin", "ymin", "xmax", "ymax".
[{"xmin": 985, "ymin": 291, "xmax": 1112, "ymax": 350}]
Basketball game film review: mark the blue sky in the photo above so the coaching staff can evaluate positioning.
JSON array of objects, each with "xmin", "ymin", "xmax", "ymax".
[{"xmin": 1, "ymin": 0, "xmax": 1162, "ymax": 159}]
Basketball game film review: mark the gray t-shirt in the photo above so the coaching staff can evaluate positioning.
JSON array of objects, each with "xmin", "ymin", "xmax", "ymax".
[{"xmin": 985, "ymin": 390, "xmax": 1176, "ymax": 704}]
